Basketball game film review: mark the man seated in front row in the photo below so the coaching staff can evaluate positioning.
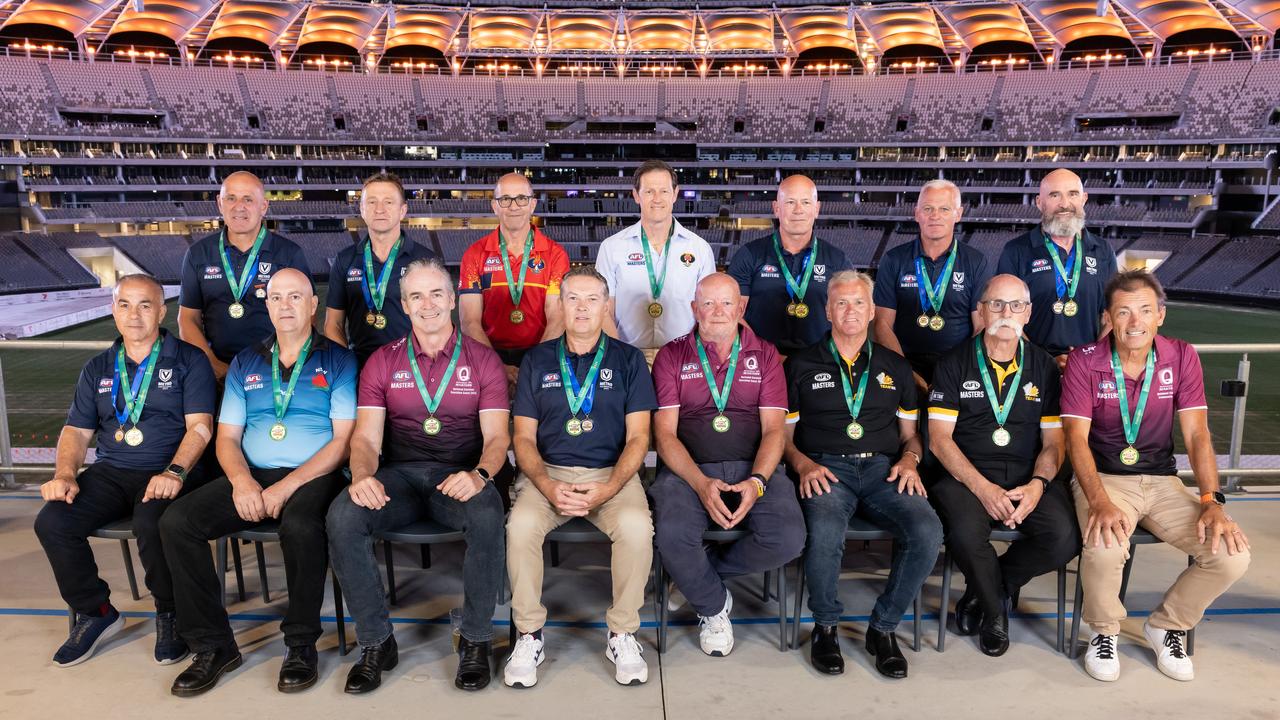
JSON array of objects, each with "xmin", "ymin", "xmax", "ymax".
[
  {"xmin": 650, "ymin": 273, "xmax": 803, "ymax": 656},
  {"xmin": 505, "ymin": 266, "xmax": 658, "ymax": 688}
]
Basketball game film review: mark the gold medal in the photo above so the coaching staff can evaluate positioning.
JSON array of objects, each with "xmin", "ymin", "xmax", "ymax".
[
  {"xmin": 269, "ymin": 422, "xmax": 287, "ymax": 441},
  {"xmin": 228, "ymin": 302, "xmax": 245, "ymax": 319},
  {"xmin": 1063, "ymin": 300, "xmax": 1079, "ymax": 317},
  {"xmin": 510, "ymin": 309, "xmax": 525, "ymax": 324},
  {"xmin": 565, "ymin": 418, "xmax": 583, "ymax": 436},
  {"xmin": 114, "ymin": 427, "xmax": 126, "ymax": 443},
  {"xmin": 366, "ymin": 312, "xmax": 377, "ymax": 326},
  {"xmin": 992, "ymin": 427, "xmax": 1012, "ymax": 447},
  {"xmin": 1052, "ymin": 301, "xmax": 1065, "ymax": 315},
  {"xmin": 793, "ymin": 302, "xmax": 810, "ymax": 319},
  {"xmin": 124, "ymin": 427, "xmax": 144, "ymax": 446},
  {"xmin": 374, "ymin": 314, "xmax": 387, "ymax": 330},
  {"xmin": 846, "ymin": 421, "xmax": 864, "ymax": 440},
  {"xmin": 712, "ymin": 414, "xmax": 731, "ymax": 433},
  {"xmin": 647, "ymin": 302, "xmax": 664, "ymax": 318},
  {"xmin": 1120, "ymin": 445, "xmax": 1139, "ymax": 465},
  {"xmin": 929, "ymin": 315, "xmax": 946, "ymax": 332},
  {"xmin": 422, "ymin": 417, "xmax": 442, "ymax": 435},
  {"xmin": 580, "ymin": 418, "xmax": 595, "ymax": 433},
  {"xmin": 786, "ymin": 303, "xmax": 798, "ymax": 317},
  {"xmin": 916, "ymin": 314, "xmax": 930, "ymax": 328}
]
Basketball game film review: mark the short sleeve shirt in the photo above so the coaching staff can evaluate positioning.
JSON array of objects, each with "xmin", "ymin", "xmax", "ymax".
[
  {"xmin": 179, "ymin": 229, "xmax": 310, "ymax": 362},
  {"xmin": 873, "ymin": 238, "xmax": 990, "ymax": 363},
  {"xmin": 326, "ymin": 236, "xmax": 437, "ymax": 366},
  {"xmin": 727, "ymin": 234, "xmax": 851, "ymax": 354},
  {"xmin": 358, "ymin": 332, "xmax": 509, "ymax": 468},
  {"xmin": 513, "ymin": 335, "xmax": 658, "ymax": 469},
  {"xmin": 651, "ymin": 326, "xmax": 787, "ymax": 464},
  {"xmin": 927, "ymin": 337, "xmax": 1062, "ymax": 485},
  {"xmin": 997, "ymin": 229, "xmax": 1118, "ymax": 356},
  {"xmin": 784, "ymin": 337, "xmax": 918, "ymax": 458},
  {"xmin": 458, "ymin": 228, "xmax": 570, "ymax": 352},
  {"xmin": 595, "ymin": 219, "xmax": 716, "ymax": 349},
  {"xmin": 66, "ymin": 330, "xmax": 216, "ymax": 471},
  {"xmin": 220, "ymin": 333, "xmax": 357, "ymax": 470},
  {"xmin": 1059, "ymin": 335, "xmax": 1207, "ymax": 476}
]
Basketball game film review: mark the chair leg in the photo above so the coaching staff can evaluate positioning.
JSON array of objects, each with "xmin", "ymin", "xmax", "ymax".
[
  {"xmin": 776, "ymin": 564, "xmax": 787, "ymax": 653},
  {"xmin": 508, "ymin": 607, "xmax": 516, "ymax": 647},
  {"xmin": 791, "ymin": 560, "xmax": 807, "ymax": 650},
  {"xmin": 332, "ymin": 568, "xmax": 347, "ymax": 656},
  {"xmin": 231, "ymin": 540, "xmax": 246, "ymax": 603},
  {"xmin": 216, "ymin": 537, "xmax": 228, "ymax": 608},
  {"xmin": 912, "ymin": 592, "xmax": 921, "ymax": 652},
  {"xmin": 1069, "ymin": 565, "xmax": 1084, "ymax": 659},
  {"xmin": 67, "ymin": 607, "xmax": 76, "ymax": 634},
  {"xmin": 383, "ymin": 540, "xmax": 398, "ymax": 607},
  {"xmin": 1056, "ymin": 565, "xmax": 1067, "ymax": 653},
  {"xmin": 938, "ymin": 551, "xmax": 952, "ymax": 653},
  {"xmin": 654, "ymin": 557, "xmax": 667, "ymax": 655},
  {"xmin": 254, "ymin": 542, "xmax": 270, "ymax": 603},
  {"xmin": 1118, "ymin": 543, "xmax": 1137, "ymax": 603},
  {"xmin": 1186, "ymin": 555, "xmax": 1196, "ymax": 656},
  {"xmin": 420, "ymin": 544, "xmax": 431, "ymax": 569},
  {"xmin": 550, "ymin": 541, "xmax": 560, "ymax": 567},
  {"xmin": 117, "ymin": 540, "xmax": 141, "ymax": 601},
  {"xmin": 761, "ymin": 570, "xmax": 772, "ymax": 603}
]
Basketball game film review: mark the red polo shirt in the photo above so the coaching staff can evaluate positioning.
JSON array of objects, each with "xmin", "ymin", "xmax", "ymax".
[{"xmin": 458, "ymin": 228, "xmax": 570, "ymax": 352}]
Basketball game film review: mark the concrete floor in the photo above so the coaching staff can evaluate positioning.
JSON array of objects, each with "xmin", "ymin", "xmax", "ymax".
[{"xmin": 0, "ymin": 490, "xmax": 1276, "ymax": 720}]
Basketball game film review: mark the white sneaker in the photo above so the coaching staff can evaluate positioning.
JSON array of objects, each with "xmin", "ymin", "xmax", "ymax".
[
  {"xmin": 698, "ymin": 590, "xmax": 734, "ymax": 657},
  {"xmin": 605, "ymin": 632, "xmax": 648, "ymax": 685},
  {"xmin": 666, "ymin": 582, "xmax": 687, "ymax": 613},
  {"xmin": 503, "ymin": 632, "xmax": 545, "ymax": 688},
  {"xmin": 1084, "ymin": 630, "xmax": 1121, "ymax": 682},
  {"xmin": 1144, "ymin": 621, "xmax": 1194, "ymax": 682}
]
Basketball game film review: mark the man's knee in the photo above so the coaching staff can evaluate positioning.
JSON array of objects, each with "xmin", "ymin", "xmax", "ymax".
[
  {"xmin": 609, "ymin": 506, "xmax": 654, "ymax": 549},
  {"xmin": 33, "ymin": 503, "xmax": 75, "ymax": 543},
  {"xmin": 324, "ymin": 494, "xmax": 369, "ymax": 539}
]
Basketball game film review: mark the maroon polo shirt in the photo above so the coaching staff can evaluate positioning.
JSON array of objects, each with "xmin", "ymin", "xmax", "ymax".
[
  {"xmin": 652, "ymin": 325, "xmax": 787, "ymax": 463},
  {"xmin": 358, "ymin": 331, "xmax": 509, "ymax": 467},
  {"xmin": 1060, "ymin": 334, "xmax": 1207, "ymax": 477}
]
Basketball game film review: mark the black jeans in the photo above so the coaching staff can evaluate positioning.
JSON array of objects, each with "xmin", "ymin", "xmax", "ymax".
[
  {"xmin": 159, "ymin": 467, "xmax": 346, "ymax": 652},
  {"xmin": 34, "ymin": 462, "xmax": 206, "ymax": 615},
  {"xmin": 930, "ymin": 475, "xmax": 1081, "ymax": 618}
]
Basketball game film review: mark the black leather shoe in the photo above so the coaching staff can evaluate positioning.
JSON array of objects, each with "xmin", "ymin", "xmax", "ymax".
[
  {"xmin": 954, "ymin": 588, "xmax": 983, "ymax": 636},
  {"xmin": 171, "ymin": 645, "xmax": 242, "ymax": 697},
  {"xmin": 979, "ymin": 601, "xmax": 1010, "ymax": 657},
  {"xmin": 277, "ymin": 644, "xmax": 318, "ymax": 693},
  {"xmin": 809, "ymin": 624, "xmax": 844, "ymax": 675},
  {"xmin": 864, "ymin": 627, "xmax": 908, "ymax": 679},
  {"xmin": 344, "ymin": 635, "xmax": 398, "ymax": 695},
  {"xmin": 455, "ymin": 636, "xmax": 492, "ymax": 691}
]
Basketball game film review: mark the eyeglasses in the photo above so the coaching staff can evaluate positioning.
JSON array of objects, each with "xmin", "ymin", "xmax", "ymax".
[
  {"xmin": 495, "ymin": 195, "xmax": 533, "ymax": 208},
  {"xmin": 981, "ymin": 299, "xmax": 1030, "ymax": 313}
]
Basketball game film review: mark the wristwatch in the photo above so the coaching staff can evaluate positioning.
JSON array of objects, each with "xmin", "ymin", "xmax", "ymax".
[
  {"xmin": 1200, "ymin": 491, "xmax": 1226, "ymax": 506},
  {"xmin": 1031, "ymin": 474, "xmax": 1053, "ymax": 488},
  {"xmin": 164, "ymin": 464, "xmax": 188, "ymax": 481},
  {"xmin": 473, "ymin": 467, "xmax": 493, "ymax": 482}
]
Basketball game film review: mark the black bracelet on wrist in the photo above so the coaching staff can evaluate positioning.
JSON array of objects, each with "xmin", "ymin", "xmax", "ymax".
[
  {"xmin": 749, "ymin": 472, "xmax": 769, "ymax": 486},
  {"xmin": 1031, "ymin": 475, "xmax": 1052, "ymax": 488}
]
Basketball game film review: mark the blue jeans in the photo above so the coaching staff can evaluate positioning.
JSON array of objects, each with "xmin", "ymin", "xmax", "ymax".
[
  {"xmin": 801, "ymin": 454, "xmax": 944, "ymax": 632},
  {"xmin": 326, "ymin": 462, "xmax": 505, "ymax": 646}
]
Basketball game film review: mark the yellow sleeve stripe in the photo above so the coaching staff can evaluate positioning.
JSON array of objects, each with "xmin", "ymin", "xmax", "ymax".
[
  {"xmin": 786, "ymin": 411, "xmax": 799, "ymax": 424},
  {"xmin": 928, "ymin": 407, "xmax": 959, "ymax": 422}
]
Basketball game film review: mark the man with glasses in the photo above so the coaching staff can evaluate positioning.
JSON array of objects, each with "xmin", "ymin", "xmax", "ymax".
[
  {"xmin": 728, "ymin": 174, "xmax": 849, "ymax": 357},
  {"xmin": 179, "ymin": 171, "xmax": 309, "ymax": 380},
  {"xmin": 874, "ymin": 180, "xmax": 990, "ymax": 393},
  {"xmin": 597, "ymin": 159, "xmax": 715, "ymax": 365},
  {"xmin": 460, "ymin": 173, "xmax": 569, "ymax": 389},
  {"xmin": 927, "ymin": 274, "xmax": 1079, "ymax": 657},
  {"xmin": 998, "ymin": 169, "xmax": 1117, "ymax": 372},
  {"xmin": 161, "ymin": 269, "xmax": 357, "ymax": 697},
  {"xmin": 325, "ymin": 172, "xmax": 436, "ymax": 366}
]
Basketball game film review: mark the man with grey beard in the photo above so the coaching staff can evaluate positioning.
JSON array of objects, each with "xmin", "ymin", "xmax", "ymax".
[
  {"xmin": 926, "ymin": 274, "xmax": 1080, "ymax": 657},
  {"xmin": 997, "ymin": 169, "xmax": 1117, "ymax": 372}
]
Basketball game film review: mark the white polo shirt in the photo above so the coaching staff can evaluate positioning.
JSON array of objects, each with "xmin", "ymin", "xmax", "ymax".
[{"xmin": 596, "ymin": 218, "xmax": 716, "ymax": 349}]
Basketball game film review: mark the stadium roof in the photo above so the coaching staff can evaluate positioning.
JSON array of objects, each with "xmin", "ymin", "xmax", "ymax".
[{"xmin": 0, "ymin": 0, "xmax": 1271, "ymax": 62}]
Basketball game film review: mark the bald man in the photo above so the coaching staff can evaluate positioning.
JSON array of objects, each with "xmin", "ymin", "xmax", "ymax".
[
  {"xmin": 162, "ymin": 268, "xmax": 357, "ymax": 697},
  {"xmin": 459, "ymin": 172, "xmax": 569, "ymax": 387},
  {"xmin": 997, "ymin": 169, "xmax": 1118, "ymax": 371},
  {"xmin": 728, "ymin": 174, "xmax": 850, "ymax": 356},
  {"xmin": 649, "ymin": 273, "xmax": 803, "ymax": 656},
  {"xmin": 179, "ymin": 171, "xmax": 309, "ymax": 380}
]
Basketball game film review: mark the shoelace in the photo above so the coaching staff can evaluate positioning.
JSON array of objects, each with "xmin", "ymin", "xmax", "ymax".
[
  {"xmin": 67, "ymin": 615, "xmax": 97, "ymax": 645},
  {"xmin": 510, "ymin": 635, "xmax": 540, "ymax": 664},
  {"xmin": 156, "ymin": 615, "xmax": 177, "ymax": 644},
  {"xmin": 1090, "ymin": 634, "xmax": 1116, "ymax": 660},
  {"xmin": 700, "ymin": 610, "xmax": 731, "ymax": 633},
  {"xmin": 612, "ymin": 634, "xmax": 643, "ymax": 661},
  {"xmin": 1162, "ymin": 630, "xmax": 1188, "ymax": 659}
]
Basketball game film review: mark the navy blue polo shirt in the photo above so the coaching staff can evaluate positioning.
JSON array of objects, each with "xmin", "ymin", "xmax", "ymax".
[
  {"xmin": 179, "ymin": 228, "xmax": 310, "ymax": 362},
  {"xmin": 513, "ymin": 334, "xmax": 658, "ymax": 469},
  {"xmin": 326, "ymin": 236, "xmax": 436, "ymax": 366},
  {"xmin": 997, "ymin": 228, "xmax": 1117, "ymax": 357},
  {"xmin": 873, "ymin": 237, "xmax": 990, "ymax": 368},
  {"xmin": 727, "ymin": 234, "xmax": 850, "ymax": 354},
  {"xmin": 66, "ymin": 329, "xmax": 216, "ymax": 471}
]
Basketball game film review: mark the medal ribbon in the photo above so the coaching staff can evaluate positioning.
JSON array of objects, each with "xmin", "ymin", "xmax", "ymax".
[
  {"xmin": 974, "ymin": 337, "xmax": 1026, "ymax": 428},
  {"xmin": 406, "ymin": 331, "xmax": 463, "ymax": 417},
  {"xmin": 500, "ymin": 229, "xmax": 535, "ymax": 308},
  {"xmin": 271, "ymin": 335, "xmax": 314, "ymax": 424},
  {"xmin": 695, "ymin": 333, "xmax": 740, "ymax": 415},
  {"xmin": 361, "ymin": 235, "xmax": 403, "ymax": 314},
  {"xmin": 559, "ymin": 334, "xmax": 608, "ymax": 418},
  {"xmin": 640, "ymin": 223, "xmax": 674, "ymax": 302},
  {"xmin": 112, "ymin": 338, "xmax": 163, "ymax": 428},
  {"xmin": 1042, "ymin": 230, "xmax": 1082, "ymax": 302},
  {"xmin": 772, "ymin": 232, "xmax": 817, "ymax": 304},
  {"xmin": 914, "ymin": 241, "xmax": 958, "ymax": 315},
  {"xmin": 1111, "ymin": 341, "xmax": 1156, "ymax": 449},
  {"xmin": 827, "ymin": 337, "xmax": 872, "ymax": 424},
  {"xmin": 218, "ymin": 224, "xmax": 268, "ymax": 304}
]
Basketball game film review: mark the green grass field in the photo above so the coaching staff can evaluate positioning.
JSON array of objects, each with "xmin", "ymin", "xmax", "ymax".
[{"xmin": 2, "ymin": 294, "xmax": 1277, "ymax": 457}]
